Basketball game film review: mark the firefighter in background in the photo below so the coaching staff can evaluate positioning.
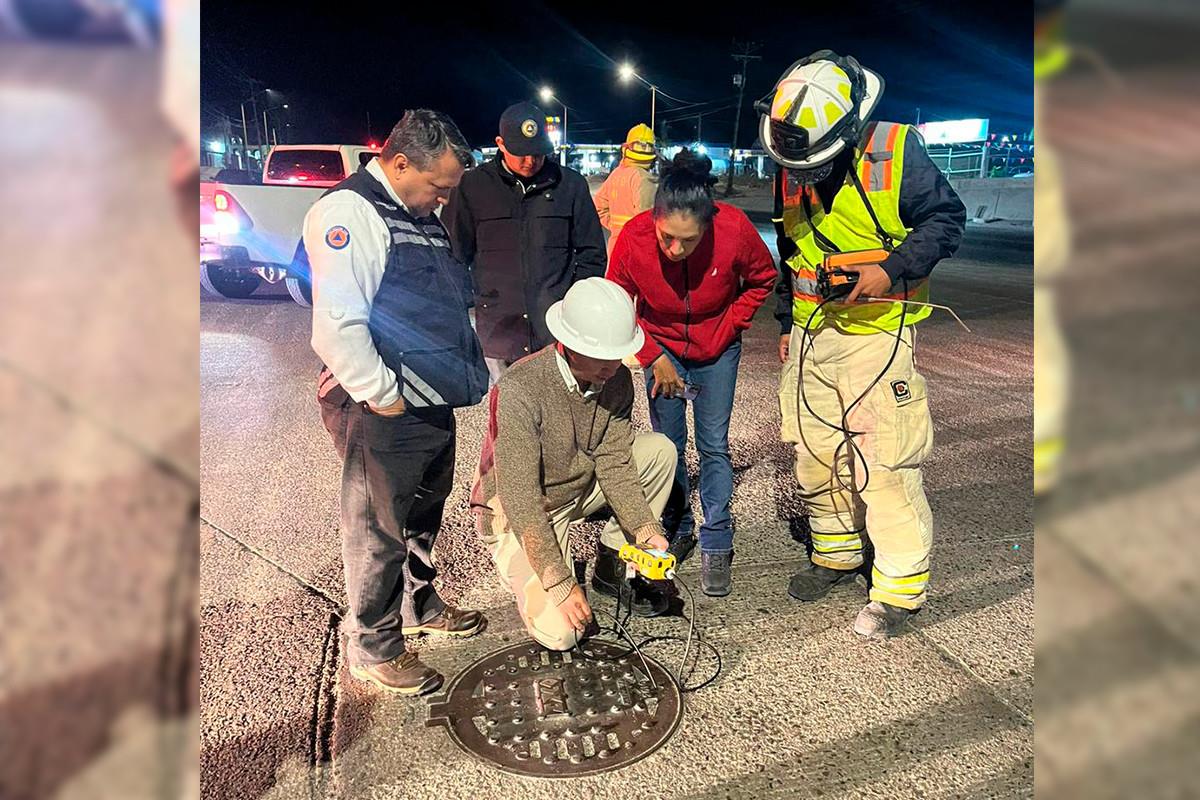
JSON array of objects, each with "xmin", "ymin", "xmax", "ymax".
[
  {"xmin": 762, "ymin": 51, "xmax": 966, "ymax": 639},
  {"xmin": 594, "ymin": 124, "xmax": 659, "ymax": 255},
  {"xmin": 1034, "ymin": 0, "xmax": 1072, "ymax": 497}
]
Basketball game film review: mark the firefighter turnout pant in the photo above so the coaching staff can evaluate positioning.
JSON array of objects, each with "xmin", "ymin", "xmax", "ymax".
[{"xmin": 779, "ymin": 325, "xmax": 935, "ymax": 609}]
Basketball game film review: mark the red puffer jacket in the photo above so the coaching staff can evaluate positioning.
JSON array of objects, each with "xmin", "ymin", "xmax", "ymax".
[{"xmin": 606, "ymin": 202, "xmax": 775, "ymax": 367}]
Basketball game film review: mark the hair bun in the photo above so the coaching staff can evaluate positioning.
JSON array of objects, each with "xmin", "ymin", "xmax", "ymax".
[{"xmin": 665, "ymin": 149, "xmax": 717, "ymax": 187}]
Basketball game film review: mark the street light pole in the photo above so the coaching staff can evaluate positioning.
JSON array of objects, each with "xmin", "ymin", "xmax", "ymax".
[{"xmin": 619, "ymin": 64, "xmax": 658, "ymax": 134}]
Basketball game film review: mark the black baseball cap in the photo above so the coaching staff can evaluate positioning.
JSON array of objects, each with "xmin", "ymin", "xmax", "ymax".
[{"xmin": 498, "ymin": 102, "xmax": 554, "ymax": 157}]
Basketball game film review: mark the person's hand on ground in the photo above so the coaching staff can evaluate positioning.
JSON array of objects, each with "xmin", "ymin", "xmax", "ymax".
[{"xmin": 559, "ymin": 584, "xmax": 593, "ymax": 633}]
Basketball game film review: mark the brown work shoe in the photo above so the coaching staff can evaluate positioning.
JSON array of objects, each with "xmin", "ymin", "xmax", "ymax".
[
  {"xmin": 401, "ymin": 605, "xmax": 485, "ymax": 638},
  {"xmin": 349, "ymin": 651, "xmax": 443, "ymax": 696}
]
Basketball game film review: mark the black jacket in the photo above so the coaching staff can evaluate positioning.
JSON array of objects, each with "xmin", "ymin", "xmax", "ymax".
[
  {"xmin": 773, "ymin": 126, "xmax": 967, "ymax": 333},
  {"xmin": 443, "ymin": 155, "xmax": 607, "ymax": 362}
]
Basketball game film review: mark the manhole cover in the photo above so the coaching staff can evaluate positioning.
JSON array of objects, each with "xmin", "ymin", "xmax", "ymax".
[{"xmin": 426, "ymin": 638, "xmax": 682, "ymax": 777}]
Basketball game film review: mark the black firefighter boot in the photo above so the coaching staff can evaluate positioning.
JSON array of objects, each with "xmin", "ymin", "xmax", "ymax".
[
  {"xmin": 591, "ymin": 544, "xmax": 670, "ymax": 617},
  {"xmin": 787, "ymin": 562, "xmax": 862, "ymax": 601}
]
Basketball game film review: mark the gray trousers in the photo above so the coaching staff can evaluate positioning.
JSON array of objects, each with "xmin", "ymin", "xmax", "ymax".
[{"xmin": 320, "ymin": 386, "xmax": 451, "ymax": 666}]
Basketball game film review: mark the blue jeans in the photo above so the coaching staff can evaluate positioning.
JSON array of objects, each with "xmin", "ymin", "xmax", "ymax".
[{"xmin": 644, "ymin": 340, "xmax": 742, "ymax": 553}]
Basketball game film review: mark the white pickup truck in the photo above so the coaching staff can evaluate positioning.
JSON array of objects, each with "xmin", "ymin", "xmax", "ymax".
[{"xmin": 200, "ymin": 144, "xmax": 379, "ymax": 305}]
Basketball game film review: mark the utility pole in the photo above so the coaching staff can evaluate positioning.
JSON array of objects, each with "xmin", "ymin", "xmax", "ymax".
[
  {"xmin": 724, "ymin": 40, "xmax": 761, "ymax": 197},
  {"xmin": 240, "ymin": 102, "xmax": 250, "ymax": 167}
]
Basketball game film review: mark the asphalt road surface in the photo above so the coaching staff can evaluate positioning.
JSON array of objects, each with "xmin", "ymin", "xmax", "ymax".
[{"xmin": 200, "ymin": 221, "xmax": 1034, "ymax": 799}]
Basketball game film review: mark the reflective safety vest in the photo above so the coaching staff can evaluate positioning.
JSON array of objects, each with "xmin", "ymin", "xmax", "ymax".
[{"xmin": 779, "ymin": 121, "xmax": 930, "ymax": 334}]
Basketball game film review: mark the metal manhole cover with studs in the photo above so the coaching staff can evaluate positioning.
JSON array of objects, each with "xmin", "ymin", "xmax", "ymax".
[{"xmin": 425, "ymin": 639, "xmax": 682, "ymax": 777}]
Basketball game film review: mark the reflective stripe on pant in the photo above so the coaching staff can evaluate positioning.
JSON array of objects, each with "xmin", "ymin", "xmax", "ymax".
[
  {"xmin": 479, "ymin": 432, "xmax": 676, "ymax": 650},
  {"xmin": 1034, "ymin": 284, "xmax": 1067, "ymax": 496},
  {"xmin": 779, "ymin": 325, "xmax": 934, "ymax": 609}
]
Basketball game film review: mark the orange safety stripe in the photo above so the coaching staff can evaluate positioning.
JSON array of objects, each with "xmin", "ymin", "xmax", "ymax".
[
  {"xmin": 859, "ymin": 124, "xmax": 876, "ymax": 189},
  {"xmin": 789, "ymin": 265, "xmax": 818, "ymax": 280},
  {"xmin": 882, "ymin": 123, "xmax": 901, "ymax": 192}
]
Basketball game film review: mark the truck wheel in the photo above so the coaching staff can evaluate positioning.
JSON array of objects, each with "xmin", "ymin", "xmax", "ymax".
[
  {"xmin": 201, "ymin": 263, "xmax": 261, "ymax": 299},
  {"xmin": 286, "ymin": 275, "xmax": 312, "ymax": 307}
]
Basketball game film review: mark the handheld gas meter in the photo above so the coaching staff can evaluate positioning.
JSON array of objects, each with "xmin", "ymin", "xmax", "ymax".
[
  {"xmin": 817, "ymin": 248, "xmax": 891, "ymax": 300},
  {"xmin": 618, "ymin": 544, "xmax": 677, "ymax": 581}
]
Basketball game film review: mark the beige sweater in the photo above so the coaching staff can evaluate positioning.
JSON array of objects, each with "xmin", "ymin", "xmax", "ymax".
[{"xmin": 471, "ymin": 347, "xmax": 663, "ymax": 603}]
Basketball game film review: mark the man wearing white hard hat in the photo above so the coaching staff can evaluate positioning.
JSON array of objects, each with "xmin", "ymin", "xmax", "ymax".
[
  {"xmin": 759, "ymin": 50, "xmax": 966, "ymax": 639},
  {"xmin": 471, "ymin": 278, "xmax": 678, "ymax": 650}
]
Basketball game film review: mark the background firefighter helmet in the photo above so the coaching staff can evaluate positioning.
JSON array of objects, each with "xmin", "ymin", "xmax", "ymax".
[
  {"xmin": 1035, "ymin": 0, "xmax": 1071, "ymax": 79},
  {"xmin": 756, "ymin": 49, "xmax": 884, "ymax": 171},
  {"xmin": 622, "ymin": 123, "xmax": 657, "ymax": 163}
]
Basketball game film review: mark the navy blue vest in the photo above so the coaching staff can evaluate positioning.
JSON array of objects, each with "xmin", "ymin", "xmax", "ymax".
[{"xmin": 313, "ymin": 168, "xmax": 488, "ymax": 409}]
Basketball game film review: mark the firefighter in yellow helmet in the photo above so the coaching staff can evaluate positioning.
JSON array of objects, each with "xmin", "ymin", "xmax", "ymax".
[
  {"xmin": 1034, "ymin": 0, "xmax": 1072, "ymax": 497},
  {"xmin": 594, "ymin": 123, "xmax": 659, "ymax": 255},
  {"xmin": 761, "ymin": 50, "xmax": 966, "ymax": 639}
]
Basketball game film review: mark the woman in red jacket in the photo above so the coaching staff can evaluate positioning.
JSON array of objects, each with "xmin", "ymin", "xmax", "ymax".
[{"xmin": 607, "ymin": 150, "xmax": 775, "ymax": 596}]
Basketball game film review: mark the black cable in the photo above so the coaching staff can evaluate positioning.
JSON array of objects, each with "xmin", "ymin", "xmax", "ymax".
[
  {"xmin": 600, "ymin": 573, "xmax": 721, "ymax": 693},
  {"xmin": 675, "ymin": 579, "xmax": 697, "ymax": 681},
  {"xmin": 635, "ymin": 636, "xmax": 722, "ymax": 693},
  {"xmin": 796, "ymin": 283, "xmax": 909, "ymax": 497},
  {"xmin": 588, "ymin": 603, "xmax": 660, "ymax": 692}
]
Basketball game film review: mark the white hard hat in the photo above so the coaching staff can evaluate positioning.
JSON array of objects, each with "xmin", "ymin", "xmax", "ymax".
[
  {"xmin": 545, "ymin": 278, "xmax": 645, "ymax": 360},
  {"xmin": 756, "ymin": 50, "xmax": 884, "ymax": 171}
]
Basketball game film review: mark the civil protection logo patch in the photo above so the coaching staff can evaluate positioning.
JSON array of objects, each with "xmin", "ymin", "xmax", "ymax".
[
  {"xmin": 521, "ymin": 119, "xmax": 538, "ymax": 138},
  {"xmin": 890, "ymin": 379, "xmax": 912, "ymax": 404},
  {"xmin": 325, "ymin": 225, "xmax": 350, "ymax": 250}
]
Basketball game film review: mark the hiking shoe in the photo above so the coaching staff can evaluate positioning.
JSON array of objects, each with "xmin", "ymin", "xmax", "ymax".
[
  {"xmin": 853, "ymin": 601, "xmax": 915, "ymax": 641},
  {"xmin": 788, "ymin": 563, "xmax": 861, "ymax": 601},
  {"xmin": 349, "ymin": 651, "xmax": 443, "ymax": 695},
  {"xmin": 592, "ymin": 545, "xmax": 669, "ymax": 617},
  {"xmin": 401, "ymin": 605, "xmax": 484, "ymax": 638},
  {"xmin": 666, "ymin": 533, "xmax": 698, "ymax": 566},
  {"xmin": 700, "ymin": 551, "xmax": 733, "ymax": 597}
]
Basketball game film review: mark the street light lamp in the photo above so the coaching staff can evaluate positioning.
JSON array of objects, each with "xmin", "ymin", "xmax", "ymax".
[
  {"xmin": 538, "ymin": 86, "xmax": 568, "ymax": 154},
  {"xmin": 618, "ymin": 63, "xmax": 656, "ymax": 132}
]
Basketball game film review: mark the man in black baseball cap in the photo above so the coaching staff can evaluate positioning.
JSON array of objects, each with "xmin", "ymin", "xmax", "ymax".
[
  {"xmin": 443, "ymin": 102, "xmax": 606, "ymax": 383},
  {"xmin": 497, "ymin": 101, "xmax": 555, "ymax": 168}
]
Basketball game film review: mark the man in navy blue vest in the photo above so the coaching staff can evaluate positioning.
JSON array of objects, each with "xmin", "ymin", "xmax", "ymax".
[{"xmin": 303, "ymin": 110, "xmax": 489, "ymax": 696}]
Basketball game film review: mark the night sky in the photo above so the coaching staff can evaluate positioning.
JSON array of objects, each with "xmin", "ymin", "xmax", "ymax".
[{"xmin": 201, "ymin": 1, "xmax": 1032, "ymax": 149}]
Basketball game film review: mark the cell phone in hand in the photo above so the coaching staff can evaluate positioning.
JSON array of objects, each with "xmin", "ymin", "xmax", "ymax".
[{"xmin": 676, "ymin": 383, "xmax": 701, "ymax": 401}]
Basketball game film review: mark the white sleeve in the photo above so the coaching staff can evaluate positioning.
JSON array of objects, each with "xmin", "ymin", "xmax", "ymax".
[{"xmin": 304, "ymin": 192, "xmax": 401, "ymax": 408}]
